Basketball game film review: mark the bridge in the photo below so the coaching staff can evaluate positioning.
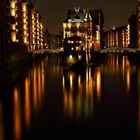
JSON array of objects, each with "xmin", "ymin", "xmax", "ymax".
[{"xmin": 94, "ymin": 47, "xmax": 140, "ymax": 54}]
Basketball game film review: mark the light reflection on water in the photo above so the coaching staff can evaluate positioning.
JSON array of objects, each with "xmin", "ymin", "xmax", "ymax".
[
  {"xmin": 0, "ymin": 54, "xmax": 140, "ymax": 139},
  {"xmin": 63, "ymin": 66, "xmax": 102, "ymax": 119},
  {"xmin": 24, "ymin": 78, "xmax": 31, "ymax": 130},
  {"xmin": 11, "ymin": 60, "xmax": 45, "ymax": 140},
  {"xmin": 13, "ymin": 87, "xmax": 21, "ymax": 140}
]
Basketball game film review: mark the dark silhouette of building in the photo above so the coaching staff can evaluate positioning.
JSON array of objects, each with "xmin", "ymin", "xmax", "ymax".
[
  {"xmin": 44, "ymin": 29, "xmax": 63, "ymax": 49},
  {"xmin": 90, "ymin": 9, "xmax": 104, "ymax": 49},
  {"xmin": 44, "ymin": 28, "xmax": 49, "ymax": 48},
  {"xmin": 64, "ymin": 35, "xmax": 84, "ymax": 54},
  {"xmin": 128, "ymin": 15, "xmax": 137, "ymax": 48},
  {"xmin": 136, "ymin": 0, "xmax": 140, "ymax": 48}
]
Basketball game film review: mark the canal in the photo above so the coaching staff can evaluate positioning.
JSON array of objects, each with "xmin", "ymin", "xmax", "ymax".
[{"xmin": 0, "ymin": 54, "xmax": 140, "ymax": 139}]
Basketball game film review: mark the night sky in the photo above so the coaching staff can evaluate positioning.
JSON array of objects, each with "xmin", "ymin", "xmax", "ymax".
[{"xmin": 31, "ymin": 0, "xmax": 137, "ymax": 34}]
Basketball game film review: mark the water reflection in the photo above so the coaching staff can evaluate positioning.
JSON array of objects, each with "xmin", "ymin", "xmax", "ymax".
[
  {"xmin": 33, "ymin": 67, "xmax": 37, "ymax": 113},
  {"xmin": 32, "ymin": 61, "xmax": 45, "ymax": 114},
  {"xmin": 0, "ymin": 103, "xmax": 4, "ymax": 140},
  {"xmin": 13, "ymin": 87, "xmax": 21, "ymax": 140},
  {"xmin": 62, "ymin": 54, "xmax": 140, "ymax": 125},
  {"xmin": 63, "ymin": 65, "xmax": 102, "ymax": 119},
  {"xmin": 102, "ymin": 55, "xmax": 132, "ymax": 94},
  {"xmin": 24, "ymin": 78, "xmax": 31, "ymax": 129},
  {"xmin": 138, "ymin": 68, "xmax": 140, "ymax": 134},
  {"xmin": 96, "ymin": 68, "xmax": 101, "ymax": 102},
  {"xmin": 11, "ymin": 59, "xmax": 45, "ymax": 140},
  {"xmin": 126, "ymin": 68, "xmax": 130, "ymax": 93},
  {"xmin": 0, "ymin": 54, "xmax": 140, "ymax": 139}
]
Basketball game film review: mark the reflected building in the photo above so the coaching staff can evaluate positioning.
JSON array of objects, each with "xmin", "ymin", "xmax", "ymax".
[
  {"xmin": 29, "ymin": 60, "xmax": 45, "ymax": 114},
  {"xmin": 24, "ymin": 78, "xmax": 31, "ymax": 130},
  {"xmin": 100, "ymin": 55, "xmax": 131, "ymax": 94},
  {"xmin": 63, "ymin": 66, "xmax": 102, "ymax": 119},
  {"xmin": 8, "ymin": 59, "xmax": 45, "ymax": 139},
  {"xmin": 13, "ymin": 87, "xmax": 21, "ymax": 140}
]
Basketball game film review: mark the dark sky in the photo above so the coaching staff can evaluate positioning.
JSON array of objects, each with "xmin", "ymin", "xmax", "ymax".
[{"xmin": 31, "ymin": 0, "xmax": 137, "ymax": 34}]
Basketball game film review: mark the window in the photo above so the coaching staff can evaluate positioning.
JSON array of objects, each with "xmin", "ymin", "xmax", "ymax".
[{"xmin": 11, "ymin": 31, "xmax": 16, "ymax": 42}]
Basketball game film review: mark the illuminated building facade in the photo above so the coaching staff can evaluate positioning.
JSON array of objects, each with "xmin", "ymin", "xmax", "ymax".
[
  {"xmin": 27, "ymin": 3, "xmax": 34, "ymax": 51},
  {"xmin": 0, "ymin": 0, "xmax": 24, "ymax": 63},
  {"xmin": 0, "ymin": 0, "xmax": 44, "ymax": 63},
  {"xmin": 21, "ymin": 0, "xmax": 29, "ymax": 47},
  {"xmin": 27, "ymin": 3, "xmax": 44, "ymax": 51},
  {"xmin": 137, "ymin": 0, "xmax": 140, "ymax": 48},
  {"xmin": 34, "ymin": 12, "xmax": 44, "ymax": 50},
  {"xmin": 63, "ymin": 8, "xmax": 104, "ymax": 52},
  {"xmin": 39, "ymin": 16, "xmax": 44, "ymax": 50},
  {"xmin": 63, "ymin": 7, "xmax": 93, "ymax": 52},
  {"xmin": 90, "ymin": 9, "xmax": 104, "ymax": 49},
  {"xmin": 10, "ymin": 0, "xmax": 21, "ymax": 44},
  {"xmin": 104, "ymin": 25, "xmax": 129, "ymax": 48}
]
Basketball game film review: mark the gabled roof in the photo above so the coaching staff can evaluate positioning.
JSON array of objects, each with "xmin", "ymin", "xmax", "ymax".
[{"xmin": 64, "ymin": 7, "xmax": 92, "ymax": 23}]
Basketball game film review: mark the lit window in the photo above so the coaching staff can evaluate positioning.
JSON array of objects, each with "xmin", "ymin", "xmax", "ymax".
[
  {"xmin": 11, "ymin": 1, "xmax": 15, "ymax": 9},
  {"xmin": 23, "ymin": 13, "xmax": 26, "ymax": 17},
  {"xmin": 23, "ymin": 18, "xmax": 26, "ymax": 23},
  {"xmin": 11, "ymin": 24, "xmax": 16, "ymax": 30},
  {"xmin": 23, "ymin": 24, "xmax": 26, "ymax": 29},
  {"xmin": 22, "ymin": 3, "xmax": 26, "ymax": 12},
  {"xmin": 76, "ymin": 47, "xmax": 79, "ymax": 51},
  {"xmin": 24, "ymin": 37, "xmax": 27, "ymax": 43},
  {"xmin": 11, "ymin": 9, "xmax": 16, "ymax": 16},
  {"xmin": 24, "ymin": 31, "xmax": 27, "ymax": 35},
  {"xmin": 11, "ymin": 32, "xmax": 16, "ymax": 42}
]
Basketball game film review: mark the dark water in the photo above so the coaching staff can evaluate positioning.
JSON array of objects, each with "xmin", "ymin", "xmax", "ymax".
[{"xmin": 0, "ymin": 54, "xmax": 140, "ymax": 140}]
